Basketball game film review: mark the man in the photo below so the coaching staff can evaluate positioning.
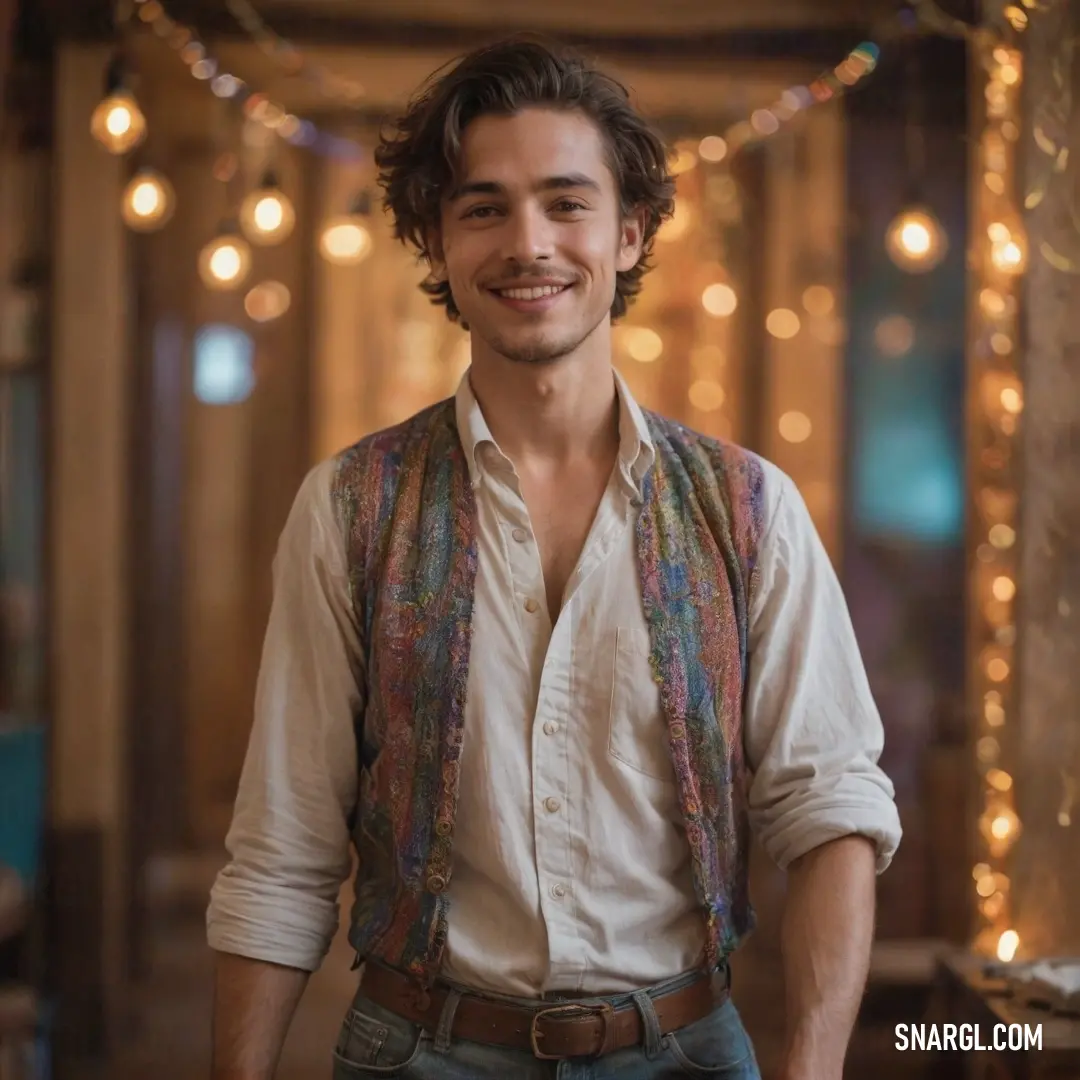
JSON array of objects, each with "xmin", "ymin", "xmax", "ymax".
[{"xmin": 208, "ymin": 36, "xmax": 902, "ymax": 1080}]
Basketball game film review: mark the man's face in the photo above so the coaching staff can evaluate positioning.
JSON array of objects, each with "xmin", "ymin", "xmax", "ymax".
[{"xmin": 434, "ymin": 107, "xmax": 644, "ymax": 366}]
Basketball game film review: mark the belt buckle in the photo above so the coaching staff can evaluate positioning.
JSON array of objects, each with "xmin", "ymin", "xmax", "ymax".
[{"xmin": 528, "ymin": 1001, "xmax": 618, "ymax": 1061}]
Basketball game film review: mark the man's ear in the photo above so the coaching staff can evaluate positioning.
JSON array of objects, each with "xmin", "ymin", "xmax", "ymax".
[{"xmin": 616, "ymin": 205, "xmax": 648, "ymax": 273}]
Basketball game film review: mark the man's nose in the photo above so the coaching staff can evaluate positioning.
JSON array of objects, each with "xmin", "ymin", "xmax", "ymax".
[{"xmin": 501, "ymin": 204, "xmax": 555, "ymax": 263}]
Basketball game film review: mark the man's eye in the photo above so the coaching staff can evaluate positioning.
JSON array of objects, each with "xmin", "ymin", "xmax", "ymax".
[
  {"xmin": 464, "ymin": 206, "xmax": 498, "ymax": 219},
  {"xmin": 553, "ymin": 200, "xmax": 586, "ymax": 212}
]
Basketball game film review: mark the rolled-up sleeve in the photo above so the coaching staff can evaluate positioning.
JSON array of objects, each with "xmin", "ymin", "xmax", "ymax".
[
  {"xmin": 206, "ymin": 457, "xmax": 363, "ymax": 972},
  {"xmin": 744, "ymin": 462, "xmax": 902, "ymax": 873}
]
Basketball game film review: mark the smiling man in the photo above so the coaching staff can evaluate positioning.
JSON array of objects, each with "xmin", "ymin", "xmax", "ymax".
[{"xmin": 207, "ymin": 37, "xmax": 902, "ymax": 1080}]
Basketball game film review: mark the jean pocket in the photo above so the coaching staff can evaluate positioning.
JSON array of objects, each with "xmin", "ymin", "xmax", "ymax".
[
  {"xmin": 662, "ymin": 1000, "xmax": 758, "ymax": 1077},
  {"xmin": 332, "ymin": 994, "xmax": 429, "ymax": 1077},
  {"xmin": 607, "ymin": 627, "xmax": 675, "ymax": 783}
]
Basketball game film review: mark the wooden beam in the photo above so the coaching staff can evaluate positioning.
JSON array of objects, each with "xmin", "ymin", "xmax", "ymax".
[{"xmin": 45, "ymin": 1, "xmax": 887, "ymax": 67}]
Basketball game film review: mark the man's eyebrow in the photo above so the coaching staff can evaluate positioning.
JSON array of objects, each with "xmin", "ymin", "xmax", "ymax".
[{"xmin": 447, "ymin": 174, "xmax": 602, "ymax": 203}]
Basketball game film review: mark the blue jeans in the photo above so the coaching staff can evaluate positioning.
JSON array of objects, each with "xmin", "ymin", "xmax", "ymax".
[{"xmin": 332, "ymin": 967, "xmax": 761, "ymax": 1079}]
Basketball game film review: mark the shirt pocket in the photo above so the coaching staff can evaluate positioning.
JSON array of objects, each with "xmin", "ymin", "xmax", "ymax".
[{"xmin": 607, "ymin": 627, "xmax": 676, "ymax": 784}]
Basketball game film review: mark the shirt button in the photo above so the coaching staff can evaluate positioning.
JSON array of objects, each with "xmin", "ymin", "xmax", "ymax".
[
  {"xmin": 427, "ymin": 874, "xmax": 447, "ymax": 894},
  {"xmin": 544, "ymin": 796, "xmax": 561, "ymax": 813},
  {"xmin": 551, "ymin": 883, "xmax": 567, "ymax": 899},
  {"xmin": 524, "ymin": 598, "xmax": 539, "ymax": 614},
  {"xmin": 543, "ymin": 721, "xmax": 559, "ymax": 736},
  {"xmin": 512, "ymin": 527, "xmax": 528, "ymax": 543}
]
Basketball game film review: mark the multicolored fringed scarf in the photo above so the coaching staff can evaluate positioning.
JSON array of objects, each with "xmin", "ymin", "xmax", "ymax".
[{"xmin": 332, "ymin": 398, "xmax": 766, "ymax": 989}]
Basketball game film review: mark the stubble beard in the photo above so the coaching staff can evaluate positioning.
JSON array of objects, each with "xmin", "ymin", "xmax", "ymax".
[{"xmin": 481, "ymin": 307, "xmax": 608, "ymax": 367}]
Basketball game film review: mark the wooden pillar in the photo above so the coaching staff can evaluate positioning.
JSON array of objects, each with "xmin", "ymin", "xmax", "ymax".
[
  {"xmin": 49, "ymin": 42, "xmax": 131, "ymax": 1057},
  {"xmin": 759, "ymin": 105, "xmax": 846, "ymax": 564},
  {"xmin": 1008, "ymin": 0, "xmax": 1080, "ymax": 958}
]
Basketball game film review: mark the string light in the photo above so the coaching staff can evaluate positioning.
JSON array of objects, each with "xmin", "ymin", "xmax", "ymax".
[
  {"xmin": 701, "ymin": 41, "xmax": 880, "ymax": 163},
  {"xmin": 624, "ymin": 327, "xmax": 664, "ymax": 363},
  {"xmin": 885, "ymin": 205, "xmax": 948, "ymax": 272},
  {"xmin": 90, "ymin": 54, "xmax": 147, "ymax": 155},
  {"xmin": 224, "ymin": 0, "xmax": 367, "ymax": 105},
  {"xmin": 701, "ymin": 283, "xmax": 738, "ymax": 318},
  {"xmin": 120, "ymin": 167, "xmax": 175, "ymax": 231},
  {"xmin": 244, "ymin": 280, "xmax": 291, "ymax": 322},
  {"xmin": 133, "ymin": 0, "xmax": 362, "ymax": 160},
  {"xmin": 765, "ymin": 308, "xmax": 801, "ymax": 339},
  {"xmin": 777, "ymin": 410, "xmax": 813, "ymax": 444},
  {"xmin": 319, "ymin": 192, "xmax": 375, "ymax": 267},
  {"xmin": 198, "ymin": 223, "xmax": 253, "ymax": 290},
  {"xmin": 968, "ymin": 1, "xmax": 1028, "ymax": 966},
  {"xmin": 239, "ymin": 170, "xmax": 296, "ymax": 246}
]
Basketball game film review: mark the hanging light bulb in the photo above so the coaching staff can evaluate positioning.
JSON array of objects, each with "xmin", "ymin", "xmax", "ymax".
[
  {"xmin": 239, "ymin": 170, "xmax": 296, "ymax": 246},
  {"xmin": 90, "ymin": 54, "xmax": 147, "ymax": 155},
  {"xmin": 121, "ymin": 168, "xmax": 175, "ymax": 232},
  {"xmin": 319, "ymin": 190, "xmax": 374, "ymax": 266},
  {"xmin": 885, "ymin": 204, "xmax": 948, "ymax": 273},
  {"xmin": 198, "ymin": 222, "xmax": 253, "ymax": 291}
]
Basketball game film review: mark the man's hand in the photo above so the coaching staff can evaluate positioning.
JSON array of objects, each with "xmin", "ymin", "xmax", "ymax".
[{"xmin": 778, "ymin": 834, "xmax": 877, "ymax": 1080}]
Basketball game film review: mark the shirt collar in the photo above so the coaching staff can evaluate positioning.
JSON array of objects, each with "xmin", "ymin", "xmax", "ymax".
[{"xmin": 453, "ymin": 366, "xmax": 655, "ymax": 495}]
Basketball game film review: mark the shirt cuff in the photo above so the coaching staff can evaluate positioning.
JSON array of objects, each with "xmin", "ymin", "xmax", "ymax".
[
  {"xmin": 206, "ymin": 868, "xmax": 341, "ymax": 973},
  {"xmin": 752, "ymin": 781, "xmax": 903, "ymax": 875}
]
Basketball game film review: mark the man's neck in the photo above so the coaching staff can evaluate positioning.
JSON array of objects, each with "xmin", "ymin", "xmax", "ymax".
[{"xmin": 467, "ymin": 352, "xmax": 620, "ymax": 473}]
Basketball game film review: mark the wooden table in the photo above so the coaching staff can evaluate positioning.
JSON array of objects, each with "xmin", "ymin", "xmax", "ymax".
[{"xmin": 932, "ymin": 951, "xmax": 1080, "ymax": 1079}]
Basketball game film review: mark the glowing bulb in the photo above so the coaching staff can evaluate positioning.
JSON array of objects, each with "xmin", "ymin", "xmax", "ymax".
[
  {"xmin": 751, "ymin": 109, "xmax": 781, "ymax": 136},
  {"xmin": 992, "ymin": 576, "xmax": 1016, "ymax": 602},
  {"xmin": 121, "ymin": 168, "xmax": 175, "ymax": 232},
  {"xmin": 766, "ymin": 308, "xmax": 800, "ymax": 339},
  {"xmin": 990, "ymin": 815, "xmax": 1013, "ymax": 840},
  {"xmin": 319, "ymin": 218, "xmax": 373, "ymax": 266},
  {"xmin": 240, "ymin": 178, "xmax": 296, "ymax": 245},
  {"xmin": 198, "ymin": 229, "xmax": 253, "ymax": 290},
  {"xmin": 701, "ymin": 283, "xmax": 738, "ymax": 317},
  {"xmin": 90, "ymin": 91, "xmax": 147, "ymax": 154},
  {"xmin": 885, "ymin": 206, "xmax": 947, "ymax": 272},
  {"xmin": 626, "ymin": 328, "xmax": 663, "ymax": 363},
  {"xmin": 698, "ymin": 136, "xmax": 728, "ymax": 163},
  {"xmin": 244, "ymin": 281, "xmax": 291, "ymax": 322},
  {"xmin": 874, "ymin": 315, "xmax": 915, "ymax": 358},
  {"xmin": 997, "ymin": 930, "xmax": 1020, "ymax": 962},
  {"xmin": 778, "ymin": 410, "xmax": 812, "ymax": 443},
  {"xmin": 1000, "ymin": 387, "xmax": 1023, "ymax": 414},
  {"xmin": 989, "ymin": 524, "xmax": 1016, "ymax": 549},
  {"xmin": 254, "ymin": 196, "xmax": 284, "ymax": 232},
  {"xmin": 688, "ymin": 380, "xmax": 726, "ymax": 412},
  {"xmin": 991, "ymin": 237, "xmax": 1026, "ymax": 274},
  {"xmin": 980, "ymin": 288, "xmax": 1006, "ymax": 316},
  {"xmin": 801, "ymin": 285, "xmax": 835, "ymax": 317},
  {"xmin": 212, "ymin": 247, "xmax": 241, "ymax": 279}
]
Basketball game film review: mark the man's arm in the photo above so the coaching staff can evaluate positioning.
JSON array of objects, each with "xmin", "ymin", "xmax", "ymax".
[
  {"xmin": 212, "ymin": 954, "xmax": 309, "ymax": 1080},
  {"xmin": 742, "ymin": 463, "xmax": 902, "ymax": 1076},
  {"xmin": 207, "ymin": 459, "xmax": 364, "ymax": 1079},
  {"xmin": 778, "ymin": 835, "xmax": 877, "ymax": 1080}
]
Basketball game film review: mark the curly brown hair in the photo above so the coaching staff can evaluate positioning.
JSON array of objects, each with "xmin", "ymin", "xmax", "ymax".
[{"xmin": 374, "ymin": 36, "xmax": 676, "ymax": 326}]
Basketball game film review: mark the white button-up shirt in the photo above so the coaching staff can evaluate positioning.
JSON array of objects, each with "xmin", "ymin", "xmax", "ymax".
[{"xmin": 207, "ymin": 370, "xmax": 902, "ymax": 996}]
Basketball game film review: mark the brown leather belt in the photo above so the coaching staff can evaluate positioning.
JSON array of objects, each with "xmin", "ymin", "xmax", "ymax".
[{"xmin": 359, "ymin": 962, "xmax": 729, "ymax": 1061}]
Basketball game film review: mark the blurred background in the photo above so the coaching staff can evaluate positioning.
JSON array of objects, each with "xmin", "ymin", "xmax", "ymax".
[{"xmin": 1, "ymin": 0, "xmax": 1079, "ymax": 1078}]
